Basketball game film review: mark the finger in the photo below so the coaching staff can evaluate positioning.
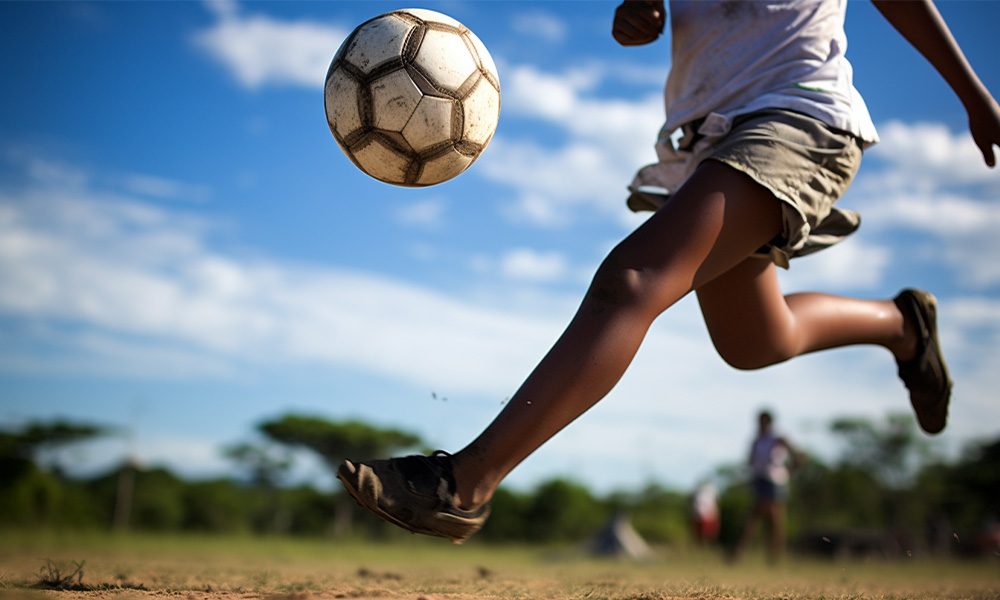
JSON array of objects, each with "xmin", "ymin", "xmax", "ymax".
[
  {"xmin": 614, "ymin": 21, "xmax": 657, "ymax": 44},
  {"xmin": 983, "ymin": 144, "xmax": 997, "ymax": 168},
  {"xmin": 613, "ymin": 22, "xmax": 640, "ymax": 42},
  {"xmin": 633, "ymin": 9, "xmax": 664, "ymax": 31},
  {"xmin": 975, "ymin": 131, "xmax": 999, "ymax": 167},
  {"xmin": 618, "ymin": 3, "xmax": 664, "ymax": 32}
]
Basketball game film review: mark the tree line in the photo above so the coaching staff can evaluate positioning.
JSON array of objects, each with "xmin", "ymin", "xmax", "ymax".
[{"xmin": 1, "ymin": 413, "xmax": 997, "ymax": 557}]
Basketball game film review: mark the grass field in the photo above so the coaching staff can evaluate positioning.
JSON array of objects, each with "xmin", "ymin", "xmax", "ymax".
[{"xmin": 1, "ymin": 531, "xmax": 997, "ymax": 600}]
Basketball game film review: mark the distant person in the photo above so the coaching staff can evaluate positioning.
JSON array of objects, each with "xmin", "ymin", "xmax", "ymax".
[
  {"xmin": 732, "ymin": 410, "xmax": 804, "ymax": 563},
  {"xmin": 336, "ymin": 0, "xmax": 999, "ymax": 544},
  {"xmin": 690, "ymin": 480, "xmax": 720, "ymax": 546}
]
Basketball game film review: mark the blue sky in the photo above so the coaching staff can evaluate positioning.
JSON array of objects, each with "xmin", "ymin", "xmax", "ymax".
[{"xmin": 1, "ymin": 0, "xmax": 998, "ymax": 494}]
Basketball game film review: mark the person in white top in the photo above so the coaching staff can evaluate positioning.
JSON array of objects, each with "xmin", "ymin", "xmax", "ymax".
[
  {"xmin": 336, "ymin": 0, "xmax": 1000, "ymax": 544},
  {"xmin": 627, "ymin": 0, "xmax": 881, "ymax": 267},
  {"xmin": 733, "ymin": 410, "xmax": 804, "ymax": 563},
  {"xmin": 690, "ymin": 480, "xmax": 721, "ymax": 545}
]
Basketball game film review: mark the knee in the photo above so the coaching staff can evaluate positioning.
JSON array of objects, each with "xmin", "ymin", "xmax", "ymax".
[
  {"xmin": 587, "ymin": 247, "xmax": 670, "ymax": 315},
  {"xmin": 710, "ymin": 333, "xmax": 796, "ymax": 371}
]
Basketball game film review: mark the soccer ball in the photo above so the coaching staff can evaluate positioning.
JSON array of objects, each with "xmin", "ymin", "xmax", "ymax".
[{"xmin": 325, "ymin": 9, "xmax": 501, "ymax": 187}]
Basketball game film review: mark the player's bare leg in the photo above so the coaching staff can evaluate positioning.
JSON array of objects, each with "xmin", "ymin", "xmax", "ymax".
[
  {"xmin": 696, "ymin": 256, "xmax": 915, "ymax": 370},
  {"xmin": 338, "ymin": 160, "xmax": 782, "ymax": 541},
  {"xmin": 449, "ymin": 161, "xmax": 786, "ymax": 509},
  {"xmin": 696, "ymin": 254, "xmax": 950, "ymax": 433},
  {"xmin": 764, "ymin": 500, "xmax": 786, "ymax": 564},
  {"xmin": 449, "ymin": 160, "xmax": 946, "ymax": 510},
  {"xmin": 733, "ymin": 499, "xmax": 768, "ymax": 560},
  {"xmin": 339, "ymin": 160, "xmax": 948, "ymax": 541}
]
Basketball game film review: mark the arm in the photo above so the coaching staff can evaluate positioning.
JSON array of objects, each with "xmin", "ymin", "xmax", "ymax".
[
  {"xmin": 777, "ymin": 437, "xmax": 807, "ymax": 474},
  {"xmin": 871, "ymin": 0, "xmax": 1000, "ymax": 167},
  {"xmin": 612, "ymin": 0, "xmax": 666, "ymax": 47}
]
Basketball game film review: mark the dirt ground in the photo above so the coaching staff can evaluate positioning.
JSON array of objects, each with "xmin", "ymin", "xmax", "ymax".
[{"xmin": 2, "ymin": 533, "xmax": 998, "ymax": 600}]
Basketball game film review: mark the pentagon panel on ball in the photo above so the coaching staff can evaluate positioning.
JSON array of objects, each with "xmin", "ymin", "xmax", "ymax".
[{"xmin": 324, "ymin": 8, "xmax": 501, "ymax": 187}]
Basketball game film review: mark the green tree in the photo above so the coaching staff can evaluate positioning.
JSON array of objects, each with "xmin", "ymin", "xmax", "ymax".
[
  {"xmin": 829, "ymin": 413, "xmax": 929, "ymax": 489},
  {"xmin": 0, "ymin": 420, "xmax": 110, "ymax": 527},
  {"xmin": 182, "ymin": 479, "xmax": 252, "ymax": 533},
  {"xmin": 258, "ymin": 414, "xmax": 422, "ymax": 536},
  {"xmin": 790, "ymin": 459, "xmax": 884, "ymax": 532},
  {"xmin": 87, "ymin": 467, "xmax": 188, "ymax": 531},
  {"xmin": 522, "ymin": 478, "xmax": 607, "ymax": 542},
  {"xmin": 478, "ymin": 487, "xmax": 530, "ymax": 542},
  {"xmin": 222, "ymin": 441, "xmax": 293, "ymax": 532},
  {"xmin": 915, "ymin": 436, "xmax": 1000, "ymax": 554},
  {"xmin": 828, "ymin": 413, "xmax": 933, "ymax": 530},
  {"xmin": 277, "ymin": 484, "xmax": 337, "ymax": 536},
  {"xmin": 622, "ymin": 483, "xmax": 689, "ymax": 545},
  {"xmin": 1, "ymin": 420, "xmax": 109, "ymax": 474},
  {"xmin": 223, "ymin": 442, "xmax": 293, "ymax": 488}
]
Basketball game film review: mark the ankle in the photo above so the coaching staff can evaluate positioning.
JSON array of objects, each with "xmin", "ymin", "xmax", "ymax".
[
  {"xmin": 454, "ymin": 484, "xmax": 492, "ymax": 511},
  {"xmin": 891, "ymin": 296, "xmax": 918, "ymax": 362},
  {"xmin": 449, "ymin": 455, "xmax": 496, "ymax": 510}
]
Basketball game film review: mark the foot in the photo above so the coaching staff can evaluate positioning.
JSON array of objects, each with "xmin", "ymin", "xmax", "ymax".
[
  {"xmin": 337, "ymin": 451, "xmax": 491, "ymax": 544},
  {"xmin": 893, "ymin": 289, "xmax": 952, "ymax": 434}
]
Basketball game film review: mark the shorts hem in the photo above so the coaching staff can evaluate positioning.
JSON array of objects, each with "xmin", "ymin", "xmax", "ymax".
[{"xmin": 703, "ymin": 156, "xmax": 804, "ymax": 269}]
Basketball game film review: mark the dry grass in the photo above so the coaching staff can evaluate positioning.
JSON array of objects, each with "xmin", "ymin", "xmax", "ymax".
[{"xmin": 0, "ymin": 530, "xmax": 997, "ymax": 600}]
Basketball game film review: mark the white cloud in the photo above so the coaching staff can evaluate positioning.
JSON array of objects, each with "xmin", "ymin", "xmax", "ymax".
[
  {"xmin": 502, "ymin": 64, "xmax": 665, "ymax": 153},
  {"xmin": 193, "ymin": 0, "xmax": 347, "ymax": 89},
  {"xmin": 3, "ymin": 150, "xmax": 999, "ymax": 491},
  {"xmin": 856, "ymin": 189, "xmax": 1000, "ymax": 239},
  {"xmin": 867, "ymin": 121, "xmax": 1000, "ymax": 189},
  {"xmin": 22, "ymin": 156, "xmax": 90, "ymax": 189},
  {"xmin": 0, "ymin": 169, "xmax": 565, "ymax": 394},
  {"xmin": 481, "ymin": 63, "xmax": 664, "ymax": 227},
  {"xmin": 189, "ymin": 3, "xmax": 664, "ymax": 229},
  {"xmin": 945, "ymin": 239, "xmax": 1000, "ymax": 288},
  {"xmin": 779, "ymin": 238, "xmax": 892, "ymax": 291},
  {"xmin": 393, "ymin": 197, "xmax": 448, "ymax": 229},
  {"xmin": 487, "ymin": 138, "xmax": 633, "ymax": 226},
  {"xmin": 504, "ymin": 64, "xmax": 596, "ymax": 120},
  {"xmin": 500, "ymin": 248, "xmax": 569, "ymax": 282},
  {"xmin": 940, "ymin": 295, "xmax": 1000, "ymax": 365},
  {"xmin": 116, "ymin": 172, "xmax": 212, "ymax": 203},
  {"xmin": 5, "ymin": 148, "xmax": 213, "ymax": 204},
  {"xmin": 846, "ymin": 121, "xmax": 1000, "ymax": 286},
  {"xmin": 511, "ymin": 10, "xmax": 568, "ymax": 44},
  {"xmin": 48, "ymin": 434, "xmax": 233, "ymax": 481}
]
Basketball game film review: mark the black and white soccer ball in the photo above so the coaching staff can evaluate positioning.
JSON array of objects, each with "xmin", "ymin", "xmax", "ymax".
[{"xmin": 324, "ymin": 8, "xmax": 501, "ymax": 187}]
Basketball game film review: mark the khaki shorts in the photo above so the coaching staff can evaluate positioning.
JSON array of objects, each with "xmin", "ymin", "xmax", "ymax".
[{"xmin": 628, "ymin": 109, "xmax": 864, "ymax": 268}]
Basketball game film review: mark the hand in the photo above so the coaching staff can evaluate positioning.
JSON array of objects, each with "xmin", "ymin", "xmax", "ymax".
[
  {"xmin": 612, "ymin": 0, "xmax": 666, "ymax": 46},
  {"xmin": 871, "ymin": 0, "xmax": 999, "ymax": 167},
  {"xmin": 967, "ymin": 92, "xmax": 1000, "ymax": 167}
]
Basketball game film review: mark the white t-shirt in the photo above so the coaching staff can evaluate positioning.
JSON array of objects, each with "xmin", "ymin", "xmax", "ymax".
[
  {"xmin": 692, "ymin": 482, "xmax": 719, "ymax": 519},
  {"xmin": 750, "ymin": 431, "xmax": 790, "ymax": 485},
  {"xmin": 663, "ymin": 0, "xmax": 878, "ymax": 143}
]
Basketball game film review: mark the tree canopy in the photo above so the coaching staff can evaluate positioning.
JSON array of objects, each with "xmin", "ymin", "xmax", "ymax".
[
  {"xmin": 258, "ymin": 414, "xmax": 423, "ymax": 467},
  {"xmin": 0, "ymin": 420, "xmax": 109, "ymax": 462}
]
